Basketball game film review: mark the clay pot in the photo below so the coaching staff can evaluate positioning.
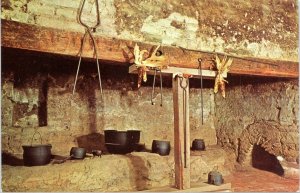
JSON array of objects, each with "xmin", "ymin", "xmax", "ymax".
[{"xmin": 151, "ymin": 140, "xmax": 170, "ymax": 156}]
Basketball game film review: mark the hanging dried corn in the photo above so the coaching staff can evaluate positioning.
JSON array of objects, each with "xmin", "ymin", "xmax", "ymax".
[
  {"xmin": 213, "ymin": 55, "xmax": 233, "ymax": 98},
  {"xmin": 133, "ymin": 43, "xmax": 168, "ymax": 88}
]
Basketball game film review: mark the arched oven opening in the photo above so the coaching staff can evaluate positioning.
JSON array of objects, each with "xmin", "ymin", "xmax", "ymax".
[{"xmin": 251, "ymin": 144, "xmax": 284, "ymax": 176}]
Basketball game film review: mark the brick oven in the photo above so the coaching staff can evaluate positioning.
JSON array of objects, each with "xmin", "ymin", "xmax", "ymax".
[{"xmin": 1, "ymin": 0, "xmax": 299, "ymax": 192}]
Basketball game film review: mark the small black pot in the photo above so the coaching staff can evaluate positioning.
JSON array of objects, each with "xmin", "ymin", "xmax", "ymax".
[
  {"xmin": 23, "ymin": 144, "xmax": 52, "ymax": 166},
  {"xmin": 208, "ymin": 170, "xmax": 224, "ymax": 186},
  {"xmin": 152, "ymin": 140, "xmax": 170, "ymax": 156},
  {"xmin": 70, "ymin": 147, "xmax": 86, "ymax": 159},
  {"xmin": 191, "ymin": 139, "xmax": 205, "ymax": 151}
]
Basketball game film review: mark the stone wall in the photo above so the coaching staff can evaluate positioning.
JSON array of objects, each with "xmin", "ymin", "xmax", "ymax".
[
  {"xmin": 1, "ymin": 0, "xmax": 298, "ymax": 62},
  {"xmin": 214, "ymin": 76, "xmax": 299, "ymax": 162},
  {"xmin": 2, "ymin": 48, "xmax": 216, "ymax": 155}
]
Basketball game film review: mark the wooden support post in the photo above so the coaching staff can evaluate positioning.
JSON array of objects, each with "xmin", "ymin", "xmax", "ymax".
[{"xmin": 173, "ymin": 74, "xmax": 190, "ymax": 190}]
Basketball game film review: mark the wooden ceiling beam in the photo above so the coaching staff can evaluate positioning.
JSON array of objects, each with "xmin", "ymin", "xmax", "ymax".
[{"xmin": 1, "ymin": 19, "xmax": 298, "ymax": 78}]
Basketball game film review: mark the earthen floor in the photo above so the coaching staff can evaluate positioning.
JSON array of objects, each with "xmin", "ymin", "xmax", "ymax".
[{"xmin": 225, "ymin": 167, "xmax": 299, "ymax": 192}]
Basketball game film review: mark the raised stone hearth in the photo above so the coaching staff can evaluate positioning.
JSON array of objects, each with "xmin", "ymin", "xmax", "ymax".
[{"xmin": 2, "ymin": 146, "xmax": 234, "ymax": 192}]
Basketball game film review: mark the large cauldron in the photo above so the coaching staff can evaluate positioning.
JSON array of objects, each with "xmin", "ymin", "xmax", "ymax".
[
  {"xmin": 104, "ymin": 130, "xmax": 141, "ymax": 154},
  {"xmin": 22, "ymin": 132, "xmax": 52, "ymax": 166}
]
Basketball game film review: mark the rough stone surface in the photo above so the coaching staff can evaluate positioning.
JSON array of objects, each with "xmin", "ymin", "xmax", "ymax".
[
  {"xmin": 2, "ymin": 148, "xmax": 233, "ymax": 192},
  {"xmin": 214, "ymin": 77, "xmax": 299, "ymax": 162},
  {"xmin": 1, "ymin": 49, "xmax": 216, "ymax": 156},
  {"xmin": 1, "ymin": 0, "xmax": 298, "ymax": 61}
]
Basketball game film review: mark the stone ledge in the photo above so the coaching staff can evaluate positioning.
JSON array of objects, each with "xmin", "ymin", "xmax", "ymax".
[{"xmin": 2, "ymin": 146, "xmax": 233, "ymax": 192}]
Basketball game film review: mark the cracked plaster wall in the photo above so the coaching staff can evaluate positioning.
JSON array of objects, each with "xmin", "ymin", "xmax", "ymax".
[{"xmin": 1, "ymin": 0, "xmax": 298, "ymax": 61}]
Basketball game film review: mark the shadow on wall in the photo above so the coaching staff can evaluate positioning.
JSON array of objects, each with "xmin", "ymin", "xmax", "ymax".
[
  {"xmin": 125, "ymin": 154, "xmax": 149, "ymax": 191},
  {"xmin": 76, "ymin": 133, "xmax": 106, "ymax": 153},
  {"xmin": 2, "ymin": 152, "xmax": 24, "ymax": 166},
  {"xmin": 252, "ymin": 144, "xmax": 284, "ymax": 176},
  {"xmin": 76, "ymin": 74, "xmax": 103, "ymax": 134}
]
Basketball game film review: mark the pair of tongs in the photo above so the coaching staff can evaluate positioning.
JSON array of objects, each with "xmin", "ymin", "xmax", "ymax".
[
  {"xmin": 73, "ymin": 0, "xmax": 102, "ymax": 95},
  {"xmin": 150, "ymin": 68, "xmax": 163, "ymax": 106}
]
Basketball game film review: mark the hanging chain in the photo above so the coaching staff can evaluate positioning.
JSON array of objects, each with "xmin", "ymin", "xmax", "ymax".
[
  {"xmin": 178, "ymin": 75, "xmax": 189, "ymax": 168},
  {"xmin": 73, "ymin": 0, "xmax": 102, "ymax": 96},
  {"xmin": 198, "ymin": 58, "xmax": 204, "ymax": 125}
]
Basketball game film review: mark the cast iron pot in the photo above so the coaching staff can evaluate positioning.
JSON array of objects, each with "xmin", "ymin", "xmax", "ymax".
[
  {"xmin": 127, "ymin": 130, "xmax": 141, "ymax": 144},
  {"xmin": 191, "ymin": 139, "xmax": 205, "ymax": 151},
  {"xmin": 105, "ymin": 131, "xmax": 128, "ymax": 145},
  {"xmin": 104, "ymin": 130, "xmax": 117, "ymax": 143},
  {"xmin": 22, "ymin": 132, "xmax": 52, "ymax": 166},
  {"xmin": 105, "ymin": 143, "xmax": 133, "ymax": 154},
  {"xmin": 70, "ymin": 147, "xmax": 86, "ymax": 159},
  {"xmin": 151, "ymin": 140, "xmax": 170, "ymax": 156},
  {"xmin": 208, "ymin": 170, "xmax": 224, "ymax": 186},
  {"xmin": 105, "ymin": 130, "xmax": 141, "ymax": 145},
  {"xmin": 105, "ymin": 130, "xmax": 141, "ymax": 154}
]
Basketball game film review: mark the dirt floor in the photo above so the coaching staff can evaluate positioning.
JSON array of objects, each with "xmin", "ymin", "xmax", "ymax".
[{"xmin": 225, "ymin": 167, "xmax": 299, "ymax": 192}]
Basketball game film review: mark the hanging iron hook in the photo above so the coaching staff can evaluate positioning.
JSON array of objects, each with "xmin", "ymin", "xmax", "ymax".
[
  {"xmin": 150, "ymin": 68, "xmax": 163, "ymax": 106},
  {"xmin": 78, "ymin": 0, "xmax": 101, "ymax": 31},
  {"xmin": 159, "ymin": 69, "xmax": 163, "ymax": 107},
  {"xmin": 198, "ymin": 58, "xmax": 204, "ymax": 125},
  {"xmin": 151, "ymin": 69, "xmax": 157, "ymax": 105},
  {"xmin": 73, "ymin": 0, "xmax": 102, "ymax": 96}
]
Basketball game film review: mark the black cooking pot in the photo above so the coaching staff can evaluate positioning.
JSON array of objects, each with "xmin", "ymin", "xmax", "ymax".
[
  {"xmin": 106, "ymin": 131, "xmax": 128, "ymax": 145},
  {"xmin": 70, "ymin": 147, "xmax": 86, "ymax": 159},
  {"xmin": 22, "ymin": 131, "xmax": 52, "ymax": 166},
  {"xmin": 105, "ymin": 130, "xmax": 141, "ymax": 154},
  {"xmin": 191, "ymin": 139, "xmax": 205, "ymax": 151},
  {"xmin": 106, "ymin": 143, "xmax": 133, "ymax": 154},
  {"xmin": 208, "ymin": 170, "xmax": 224, "ymax": 186},
  {"xmin": 152, "ymin": 140, "xmax": 170, "ymax": 156},
  {"xmin": 104, "ymin": 130, "xmax": 117, "ymax": 143},
  {"xmin": 127, "ymin": 130, "xmax": 141, "ymax": 144}
]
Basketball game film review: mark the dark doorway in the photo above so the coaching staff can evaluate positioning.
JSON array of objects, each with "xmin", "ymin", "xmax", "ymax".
[{"xmin": 252, "ymin": 144, "xmax": 284, "ymax": 176}]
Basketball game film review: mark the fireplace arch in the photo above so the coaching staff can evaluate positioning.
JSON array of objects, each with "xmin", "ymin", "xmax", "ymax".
[{"xmin": 237, "ymin": 121, "xmax": 284, "ymax": 174}]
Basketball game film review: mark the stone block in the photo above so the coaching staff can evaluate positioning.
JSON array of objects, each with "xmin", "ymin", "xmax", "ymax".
[
  {"xmin": 27, "ymin": 1, "xmax": 55, "ymax": 16},
  {"xmin": 39, "ymin": 0, "xmax": 81, "ymax": 9},
  {"xmin": 10, "ymin": 12, "xmax": 29, "ymax": 23},
  {"xmin": 35, "ymin": 15, "xmax": 82, "ymax": 32},
  {"xmin": 55, "ymin": 7, "xmax": 77, "ymax": 20}
]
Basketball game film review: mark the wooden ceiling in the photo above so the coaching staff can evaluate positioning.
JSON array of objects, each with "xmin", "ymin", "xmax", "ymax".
[{"xmin": 1, "ymin": 19, "xmax": 298, "ymax": 78}]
